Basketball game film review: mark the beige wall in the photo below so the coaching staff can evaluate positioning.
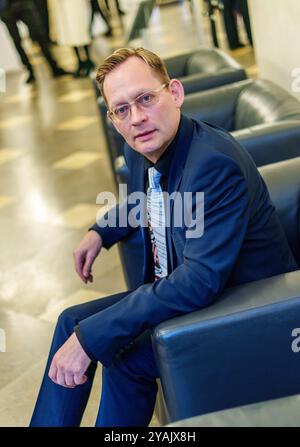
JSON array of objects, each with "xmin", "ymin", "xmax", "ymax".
[{"xmin": 249, "ymin": 0, "xmax": 300, "ymax": 99}]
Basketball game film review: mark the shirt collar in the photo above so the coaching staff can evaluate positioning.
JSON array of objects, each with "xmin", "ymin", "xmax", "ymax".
[{"xmin": 144, "ymin": 115, "xmax": 184, "ymax": 177}]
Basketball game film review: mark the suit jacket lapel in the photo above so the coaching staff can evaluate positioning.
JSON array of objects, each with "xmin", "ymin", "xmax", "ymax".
[
  {"xmin": 167, "ymin": 115, "xmax": 195, "ymax": 271},
  {"xmin": 135, "ymin": 153, "xmax": 154, "ymax": 282}
]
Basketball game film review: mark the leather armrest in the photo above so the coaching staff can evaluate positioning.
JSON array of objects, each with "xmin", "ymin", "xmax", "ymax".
[
  {"xmin": 233, "ymin": 120, "xmax": 300, "ymax": 166},
  {"xmin": 107, "ymin": 120, "xmax": 125, "ymax": 159},
  {"xmin": 114, "ymin": 155, "xmax": 129, "ymax": 185},
  {"xmin": 152, "ymin": 270, "xmax": 300, "ymax": 422}
]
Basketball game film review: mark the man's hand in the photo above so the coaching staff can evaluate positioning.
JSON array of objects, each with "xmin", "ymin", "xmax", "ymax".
[
  {"xmin": 49, "ymin": 333, "xmax": 92, "ymax": 388},
  {"xmin": 73, "ymin": 230, "xmax": 103, "ymax": 283}
]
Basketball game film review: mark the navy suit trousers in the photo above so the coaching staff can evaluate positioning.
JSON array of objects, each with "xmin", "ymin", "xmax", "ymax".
[{"xmin": 30, "ymin": 291, "xmax": 159, "ymax": 427}]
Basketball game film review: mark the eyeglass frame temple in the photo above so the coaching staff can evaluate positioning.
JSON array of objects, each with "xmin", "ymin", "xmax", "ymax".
[{"xmin": 106, "ymin": 82, "xmax": 170, "ymax": 122}]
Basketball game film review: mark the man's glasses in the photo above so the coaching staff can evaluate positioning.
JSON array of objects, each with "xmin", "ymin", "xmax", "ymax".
[{"xmin": 107, "ymin": 83, "xmax": 169, "ymax": 123}]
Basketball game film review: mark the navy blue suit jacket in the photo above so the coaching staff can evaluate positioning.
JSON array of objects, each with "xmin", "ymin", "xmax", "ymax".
[{"xmin": 80, "ymin": 115, "xmax": 297, "ymax": 367}]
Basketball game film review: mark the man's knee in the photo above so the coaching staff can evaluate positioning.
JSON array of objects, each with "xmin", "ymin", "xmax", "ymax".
[
  {"xmin": 103, "ymin": 333, "xmax": 158, "ymax": 384},
  {"xmin": 56, "ymin": 305, "xmax": 81, "ymax": 335}
]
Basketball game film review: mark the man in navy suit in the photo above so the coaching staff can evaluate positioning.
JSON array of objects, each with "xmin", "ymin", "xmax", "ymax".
[{"xmin": 30, "ymin": 47, "xmax": 297, "ymax": 427}]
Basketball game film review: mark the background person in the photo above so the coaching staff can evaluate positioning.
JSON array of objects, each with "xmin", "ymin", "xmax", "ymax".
[
  {"xmin": 90, "ymin": 0, "xmax": 113, "ymax": 38},
  {"xmin": 33, "ymin": 0, "xmax": 51, "ymax": 43},
  {"xmin": 0, "ymin": 0, "xmax": 70, "ymax": 83},
  {"xmin": 49, "ymin": 0, "xmax": 95, "ymax": 77},
  {"xmin": 104, "ymin": 0, "xmax": 125, "ymax": 16},
  {"xmin": 222, "ymin": 0, "xmax": 253, "ymax": 49}
]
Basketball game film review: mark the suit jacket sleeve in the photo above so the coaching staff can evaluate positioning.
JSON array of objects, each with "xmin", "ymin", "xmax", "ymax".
[
  {"xmin": 89, "ymin": 199, "xmax": 139, "ymax": 249},
  {"xmin": 79, "ymin": 153, "xmax": 250, "ymax": 367},
  {"xmin": 89, "ymin": 146, "xmax": 140, "ymax": 249}
]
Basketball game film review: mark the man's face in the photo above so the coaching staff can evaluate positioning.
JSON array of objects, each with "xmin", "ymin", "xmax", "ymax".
[{"xmin": 103, "ymin": 57, "xmax": 184, "ymax": 162}]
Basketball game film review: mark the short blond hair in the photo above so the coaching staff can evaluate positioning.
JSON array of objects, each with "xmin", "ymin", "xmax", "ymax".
[{"xmin": 96, "ymin": 47, "xmax": 170, "ymax": 102}]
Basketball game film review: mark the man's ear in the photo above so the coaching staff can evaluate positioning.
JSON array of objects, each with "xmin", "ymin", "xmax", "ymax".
[
  {"xmin": 103, "ymin": 84, "xmax": 122, "ymax": 135},
  {"xmin": 169, "ymin": 79, "xmax": 185, "ymax": 108}
]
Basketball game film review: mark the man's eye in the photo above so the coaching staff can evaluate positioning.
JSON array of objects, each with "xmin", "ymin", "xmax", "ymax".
[
  {"xmin": 115, "ymin": 105, "xmax": 129, "ymax": 116},
  {"xmin": 139, "ymin": 93, "xmax": 154, "ymax": 105}
]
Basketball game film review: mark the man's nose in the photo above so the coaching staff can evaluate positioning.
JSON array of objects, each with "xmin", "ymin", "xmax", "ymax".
[{"xmin": 130, "ymin": 104, "xmax": 147, "ymax": 125}]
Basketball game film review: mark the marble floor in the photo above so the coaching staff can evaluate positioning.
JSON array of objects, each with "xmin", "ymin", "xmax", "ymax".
[{"xmin": 0, "ymin": 0, "xmax": 256, "ymax": 426}]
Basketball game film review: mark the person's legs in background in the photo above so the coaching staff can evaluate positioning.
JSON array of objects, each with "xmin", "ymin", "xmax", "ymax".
[
  {"xmin": 73, "ymin": 45, "xmax": 95, "ymax": 78},
  {"xmin": 222, "ymin": 0, "xmax": 243, "ymax": 50},
  {"xmin": 236, "ymin": 0, "xmax": 253, "ymax": 46},
  {"xmin": 90, "ymin": 0, "xmax": 113, "ymax": 37},
  {"xmin": 73, "ymin": 46, "xmax": 85, "ymax": 77},
  {"xmin": 17, "ymin": 1, "xmax": 70, "ymax": 77},
  {"xmin": 83, "ymin": 44, "xmax": 95, "ymax": 74},
  {"xmin": 104, "ymin": 0, "xmax": 125, "ymax": 16},
  {"xmin": 33, "ymin": 0, "xmax": 51, "ymax": 43},
  {"xmin": 0, "ymin": 14, "xmax": 36, "ymax": 83}
]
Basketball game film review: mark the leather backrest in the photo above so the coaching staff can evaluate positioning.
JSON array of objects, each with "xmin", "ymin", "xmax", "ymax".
[
  {"xmin": 163, "ymin": 49, "xmax": 246, "ymax": 95},
  {"xmin": 235, "ymin": 80, "xmax": 300, "ymax": 130},
  {"xmin": 163, "ymin": 52, "xmax": 193, "ymax": 78},
  {"xmin": 185, "ymin": 48, "xmax": 243, "ymax": 75},
  {"xmin": 259, "ymin": 157, "xmax": 300, "ymax": 267},
  {"xmin": 182, "ymin": 80, "xmax": 252, "ymax": 131}
]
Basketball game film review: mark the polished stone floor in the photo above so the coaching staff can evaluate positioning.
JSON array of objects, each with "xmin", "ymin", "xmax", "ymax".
[{"xmin": 0, "ymin": 0, "xmax": 255, "ymax": 426}]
